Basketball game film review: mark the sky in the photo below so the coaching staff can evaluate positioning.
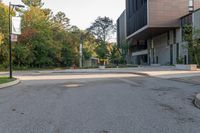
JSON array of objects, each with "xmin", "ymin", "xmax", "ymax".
[{"xmin": 3, "ymin": 0, "xmax": 125, "ymax": 30}]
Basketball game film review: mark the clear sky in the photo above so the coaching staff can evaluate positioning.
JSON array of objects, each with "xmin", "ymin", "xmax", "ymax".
[{"xmin": 3, "ymin": 0, "xmax": 125, "ymax": 30}]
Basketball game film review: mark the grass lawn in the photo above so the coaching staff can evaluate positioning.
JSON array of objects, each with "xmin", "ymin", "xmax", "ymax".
[{"xmin": 0, "ymin": 77, "xmax": 14, "ymax": 84}]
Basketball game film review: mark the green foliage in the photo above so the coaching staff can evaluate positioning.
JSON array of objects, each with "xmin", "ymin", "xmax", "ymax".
[
  {"xmin": 110, "ymin": 45, "xmax": 121, "ymax": 60},
  {"xmin": 0, "ymin": 3, "xmax": 9, "ymax": 66},
  {"xmin": 96, "ymin": 43, "xmax": 109, "ymax": 59},
  {"xmin": 0, "ymin": 2, "xmax": 99, "ymax": 69},
  {"xmin": 22, "ymin": 0, "xmax": 44, "ymax": 7},
  {"xmin": 119, "ymin": 40, "xmax": 129, "ymax": 64},
  {"xmin": 183, "ymin": 24, "xmax": 200, "ymax": 66},
  {"xmin": 176, "ymin": 57, "xmax": 184, "ymax": 64},
  {"xmin": 53, "ymin": 11, "xmax": 70, "ymax": 30},
  {"xmin": 87, "ymin": 16, "xmax": 117, "ymax": 64},
  {"xmin": 0, "ymin": 32, "xmax": 4, "ymax": 44},
  {"xmin": 87, "ymin": 16, "xmax": 115, "ymax": 43}
]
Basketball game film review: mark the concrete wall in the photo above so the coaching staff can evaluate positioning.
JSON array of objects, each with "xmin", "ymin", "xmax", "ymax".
[
  {"xmin": 193, "ymin": 9, "xmax": 200, "ymax": 29},
  {"xmin": 153, "ymin": 33, "xmax": 170, "ymax": 65},
  {"xmin": 194, "ymin": 0, "xmax": 200, "ymax": 10},
  {"xmin": 149, "ymin": 28, "xmax": 187, "ymax": 65},
  {"xmin": 149, "ymin": 0, "xmax": 191, "ymax": 27},
  {"xmin": 129, "ymin": 28, "xmax": 189, "ymax": 65}
]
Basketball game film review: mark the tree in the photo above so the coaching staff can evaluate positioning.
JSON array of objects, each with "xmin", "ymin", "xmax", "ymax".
[
  {"xmin": 87, "ymin": 16, "xmax": 115, "ymax": 43},
  {"xmin": 0, "ymin": 3, "xmax": 9, "ymax": 66},
  {"xmin": 82, "ymin": 33, "xmax": 97, "ymax": 60},
  {"xmin": 18, "ymin": 6, "xmax": 55, "ymax": 67},
  {"xmin": 110, "ymin": 44, "xmax": 121, "ymax": 64},
  {"xmin": 0, "ymin": 1, "xmax": 99, "ymax": 69},
  {"xmin": 87, "ymin": 16, "xmax": 116, "ymax": 65},
  {"xmin": 53, "ymin": 12, "xmax": 70, "ymax": 30},
  {"xmin": 96, "ymin": 43, "xmax": 109, "ymax": 62},
  {"xmin": 22, "ymin": 0, "xmax": 44, "ymax": 7},
  {"xmin": 183, "ymin": 25, "xmax": 200, "ymax": 66},
  {"xmin": 0, "ymin": 32, "xmax": 3, "ymax": 45}
]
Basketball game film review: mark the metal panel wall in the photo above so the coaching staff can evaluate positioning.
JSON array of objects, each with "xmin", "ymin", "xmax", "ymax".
[
  {"xmin": 126, "ymin": 0, "xmax": 148, "ymax": 37},
  {"xmin": 117, "ymin": 10, "xmax": 126, "ymax": 47}
]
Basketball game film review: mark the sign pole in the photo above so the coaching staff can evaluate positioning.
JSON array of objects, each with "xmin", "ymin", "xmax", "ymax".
[
  {"xmin": 9, "ymin": 2, "xmax": 12, "ymax": 79},
  {"xmin": 80, "ymin": 43, "xmax": 83, "ymax": 68}
]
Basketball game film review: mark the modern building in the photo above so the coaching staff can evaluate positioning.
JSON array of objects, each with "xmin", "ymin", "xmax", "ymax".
[
  {"xmin": 117, "ymin": 10, "xmax": 126, "ymax": 48},
  {"xmin": 117, "ymin": 0, "xmax": 200, "ymax": 65}
]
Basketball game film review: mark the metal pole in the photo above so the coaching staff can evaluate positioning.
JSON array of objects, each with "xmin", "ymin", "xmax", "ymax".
[
  {"xmin": 79, "ymin": 43, "xmax": 83, "ymax": 68},
  {"xmin": 9, "ymin": 2, "xmax": 12, "ymax": 79}
]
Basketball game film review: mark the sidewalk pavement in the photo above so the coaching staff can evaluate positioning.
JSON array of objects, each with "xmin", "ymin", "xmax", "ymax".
[
  {"xmin": 44, "ymin": 66, "xmax": 200, "ymax": 79},
  {"xmin": 0, "ymin": 66, "xmax": 200, "ymax": 79}
]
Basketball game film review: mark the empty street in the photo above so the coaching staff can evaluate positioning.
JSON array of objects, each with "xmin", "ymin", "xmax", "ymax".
[{"xmin": 0, "ymin": 72, "xmax": 199, "ymax": 133}]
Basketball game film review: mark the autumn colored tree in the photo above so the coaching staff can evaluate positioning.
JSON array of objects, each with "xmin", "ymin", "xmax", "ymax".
[
  {"xmin": 22, "ymin": 0, "xmax": 44, "ymax": 7},
  {"xmin": 0, "ymin": 3, "xmax": 9, "ymax": 67},
  {"xmin": 0, "ymin": 1, "xmax": 101, "ymax": 69}
]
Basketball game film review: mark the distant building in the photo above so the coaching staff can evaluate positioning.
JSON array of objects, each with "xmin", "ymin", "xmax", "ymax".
[{"xmin": 117, "ymin": 0, "xmax": 200, "ymax": 65}]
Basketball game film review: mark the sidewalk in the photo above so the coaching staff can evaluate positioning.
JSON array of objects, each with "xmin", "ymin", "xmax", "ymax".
[
  {"xmin": 1, "ymin": 66, "xmax": 199, "ymax": 79},
  {"xmin": 49, "ymin": 66, "xmax": 200, "ymax": 79}
]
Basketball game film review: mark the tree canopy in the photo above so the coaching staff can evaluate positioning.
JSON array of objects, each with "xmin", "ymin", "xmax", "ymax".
[
  {"xmin": 87, "ymin": 16, "xmax": 115, "ymax": 43},
  {"xmin": 0, "ymin": 2, "xmax": 117, "ymax": 69},
  {"xmin": 183, "ymin": 25, "xmax": 200, "ymax": 66},
  {"xmin": 22, "ymin": 0, "xmax": 44, "ymax": 7}
]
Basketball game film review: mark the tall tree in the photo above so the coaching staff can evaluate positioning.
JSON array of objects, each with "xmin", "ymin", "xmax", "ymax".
[
  {"xmin": 0, "ymin": 1, "xmax": 99, "ymax": 69},
  {"xmin": 22, "ymin": 0, "xmax": 44, "ymax": 7},
  {"xmin": 87, "ymin": 16, "xmax": 115, "ymax": 43},
  {"xmin": 0, "ymin": 3, "xmax": 9, "ymax": 66},
  {"xmin": 53, "ymin": 12, "xmax": 70, "ymax": 30}
]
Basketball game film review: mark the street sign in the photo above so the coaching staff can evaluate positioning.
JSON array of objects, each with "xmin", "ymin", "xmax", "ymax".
[
  {"xmin": 12, "ymin": 17, "xmax": 22, "ymax": 35},
  {"xmin": 11, "ymin": 34, "xmax": 18, "ymax": 42}
]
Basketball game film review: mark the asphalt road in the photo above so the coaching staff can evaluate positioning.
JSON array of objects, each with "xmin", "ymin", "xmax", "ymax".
[{"xmin": 0, "ymin": 72, "xmax": 200, "ymax": 133}]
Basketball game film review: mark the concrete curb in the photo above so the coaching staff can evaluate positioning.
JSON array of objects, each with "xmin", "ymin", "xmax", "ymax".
[
  {"xmin": 52, "ymin": 70, "xmax": 150, "ymax": 77},
  {"xmin": 0, "ymin": 79, "xmax": 20, "ymax": 89},
  {"xmin": 194, "ymin": 93, "xmax": 200, "ymax": 109}
]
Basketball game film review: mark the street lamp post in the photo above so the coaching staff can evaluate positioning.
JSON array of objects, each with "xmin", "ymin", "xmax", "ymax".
[
  {"xmin": 8, "ymin": 2, "xmax": 24, "ymax": 78},
  {"xmin": 80, "ymin": 36, "xmax": 83, "ymax": 68}
]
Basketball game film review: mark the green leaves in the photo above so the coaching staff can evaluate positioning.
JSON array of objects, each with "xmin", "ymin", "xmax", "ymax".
[
  {"xmin": 0, "ymin": 2, "xmax": 117, "ymax": 69},
  {"xmin": 0, "ymin": 32, "xmax": 4, "ymax": 45},
  {"xmin": 183, "ymin": 24, "xmax": 200, "ymax": 66},
  {"xmin": 22, "ymin": 0, "xmax": 44, "ymax": 7},
  {"xmin": 87, "ymin": 16, "xmax": 115, "ymax": 43}
]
